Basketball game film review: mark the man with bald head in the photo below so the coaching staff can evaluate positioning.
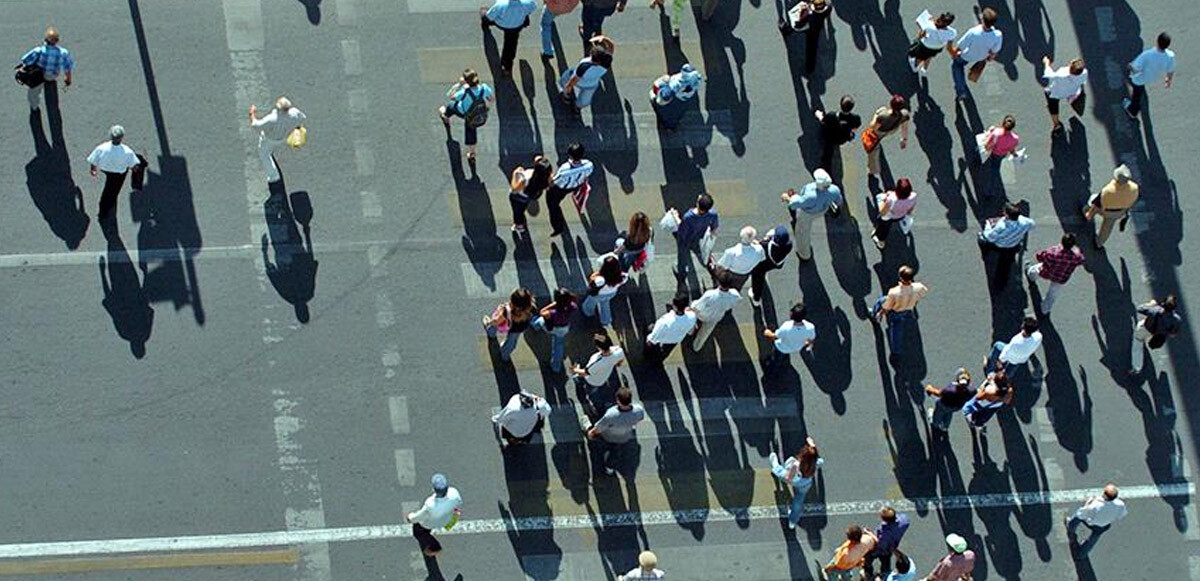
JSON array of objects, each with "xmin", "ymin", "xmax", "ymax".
[
  {"xmin": 1067, "ymin": 483, "xmax": 1128, "ymax": 559},
  {"xmin": 17, "ymin": 27, "xmax": 75, "ymax": 112}
]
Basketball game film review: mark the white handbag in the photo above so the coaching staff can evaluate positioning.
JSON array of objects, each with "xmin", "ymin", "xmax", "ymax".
[
  {"xmin": 659, "ymin": 208, "xmax": 681, "ymax": 233},
  {"xmin": 698, "ymin": 227, "xmax": 716, "ymax": 263},
  {"xmin": 899, "ymin": 215, "xmax": 914, "ymax": 235}
]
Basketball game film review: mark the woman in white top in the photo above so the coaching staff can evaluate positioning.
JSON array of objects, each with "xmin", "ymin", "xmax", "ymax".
[
  {"xmin": 249, "ymin": 96, "xmax": 306, "ymax": 183},
  {"xmin": 907, "ymin": 11, "xmax": 957, "ymax": 76},
  {"xmin": 560, "ymin": 35, "xmax": 615, "ymax": 111},
  {"xmin": 581, "ymin": 255, "xmax": 628, "ymax": 327},
  {"xmin": 871, "ymin": 177, "xmax": 918, "ymax": 250},
  {"xmin": 1041, "ymin": 56, "xmax": 1088, "ymax": 131}
]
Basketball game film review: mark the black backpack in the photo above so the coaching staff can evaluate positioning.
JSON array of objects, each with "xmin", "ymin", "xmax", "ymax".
[
  {"xmin": 14, "ymin": 63, "xmax": 44, "ymax": 87},
  {"xmin": 462, "ymin": 88, "xmax": 489, "ymax": 128}
]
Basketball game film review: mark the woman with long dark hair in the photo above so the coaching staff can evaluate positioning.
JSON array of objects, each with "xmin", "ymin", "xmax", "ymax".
[
  {"xmin": 769, "ymin": 436, "xmax": 824, "ymax": 530},
  {"xmin": 581, "ymin": 255, "xmax": 628, "ymax": 327}
]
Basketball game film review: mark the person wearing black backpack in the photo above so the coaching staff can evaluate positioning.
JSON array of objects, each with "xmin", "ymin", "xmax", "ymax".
[
  {"xmin": 16, "ymin": 27, "xmax": 75, "ymax": 113},
  {"xmin": 438, "ymin": 69, "xmax": 495, "ymax": 162}
]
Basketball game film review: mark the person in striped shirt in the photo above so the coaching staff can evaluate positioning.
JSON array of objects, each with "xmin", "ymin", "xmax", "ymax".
[
  {"xmin": 979, "ymin": 202, "xmax": 1035, "ymax": 290},
  {"xmin": 545, "ymin": 143, "xmax": 594, "ymax": 237}
]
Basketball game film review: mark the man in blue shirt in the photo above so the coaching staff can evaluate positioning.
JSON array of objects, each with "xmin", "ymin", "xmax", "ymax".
[
  {"xmin": 19, "ymin": 27, "xmax": 75, "ymax": 112},
  {"xmin": 979, "ymin": 202, "xmax": 1035, "ymax": 289},
  {"xmin": 672, "ymin": 193, "xmax": 719, "ymax": 277},
  {"xmin": 481, "ymin": 0, "xmax": 537, "ymax": 76},
  {"xmin": 863, "ymin": 507, "xmax": 911, "ymax": 579},
  {"xmin": 782, "ymin": 168, "xmax": 842, "ymax": 262}
]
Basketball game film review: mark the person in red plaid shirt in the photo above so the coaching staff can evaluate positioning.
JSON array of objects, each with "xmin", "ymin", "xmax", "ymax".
[{"xmin": 1025, "ymin": 233, "xmax": 1085, "ymax": 315}]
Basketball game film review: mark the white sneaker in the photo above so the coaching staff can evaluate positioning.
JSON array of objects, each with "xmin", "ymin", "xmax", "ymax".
[
  {"xmin": 769, "ymin": 451, "xmax": 779, "ymax": 469},
  {"xmin": 927, "ymin": 407, "xmax": 935, "ymax": 422},
  {"xmin": 787, "ymin": 520, "xmax": 797, "ymax": 530},
  {"xmin": 918, "ymin": 65, "xmax": 928, "ymax": 77}
]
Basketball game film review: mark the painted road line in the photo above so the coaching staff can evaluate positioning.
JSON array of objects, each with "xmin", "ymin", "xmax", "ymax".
[
  {"xmin": 448, "ymin": 178, "xmax": 751, "ymax": 228},
  {"xmin": 489, "ymin": 396, "xmax": 799, "ymax": 444},
  {"xmin": 1186, "ymin": 504, "xmax": 1200, "ymax": 541},
  {"xmin": 0, "ymin": 484, "xmax": 1189, "ymax": 558},
  {"xmin": 477, "ymin": 321, "xmax": 769, "ymax": 368},
  {"xmin": 335, "ymin": 0, "xmax": 358, "ymax": 25},
  {"xmin": 360, "ymin": 190, "xmax": 382, "ymax": 222},
  {"xmin": 381, "ymin": 344, "xmax": 401, "ymax": 378},
  {"xmin": 436, "ymin": 110, "xmax": 735, "ymax": 155},
  {"xmin": 0, "ymin": 240, "xmax": 392, "ymax": 269},
  {"xmin": 221, "ymin": 0, "xmax": 265, "ymax": 50},
  {"xmin": 388, "ymin": 396, "xmax": 411, "ymax": 435},
  {"xmin": 354, "ymin": 138, "xmax": 375, "ymax": 176},
  {"xmin": 394, "ymin": 449, "xmax": 416, "ymax": 486},
  {"xmin": 418, "ymin": 41, "xmax": 710, "ymax": 84},
  {"xmin": 406, "ymin": 0, "xmax": 487, "ymax": 13},
  {"xmin": 1190, "ymin": 555, "xmax": 1200, "ymax": 581},
  {"xmin": 273, "ymin": 391, "xmax": 332, "ymax": 580},
  {"xmin": 0, "ymin": 549, "xmax": 298, "ymax": 576},
  {"xmin": 340, "ymin": 39, "xmax": 362, "ymax": 76}
]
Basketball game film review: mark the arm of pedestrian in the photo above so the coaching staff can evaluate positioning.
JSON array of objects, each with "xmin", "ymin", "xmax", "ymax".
[
  {"xmin": 763, "ymin": 329, "xmax": 777, "ymax": 339},
  {"xmin": 924, "ymin": 384, "xmax": 941, "ymax": 396},
  {"xmin": 1165, "ymin": 72, "xmax": 1174, "ymax": 88}
]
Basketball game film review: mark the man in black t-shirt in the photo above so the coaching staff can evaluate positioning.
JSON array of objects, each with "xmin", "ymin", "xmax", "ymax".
[
  {"xmin": 925, "ymin": 368, "xmax": 973, "ymax": 433},
  {"xmin": 814, "ymin": 95, "xmax": 862, "ymax": 172}
]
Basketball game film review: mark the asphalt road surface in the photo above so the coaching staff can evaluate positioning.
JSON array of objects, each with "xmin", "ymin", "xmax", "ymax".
[{"xmin": 0, "ymin": 0, "xmax": 1198, "ymax": 580}]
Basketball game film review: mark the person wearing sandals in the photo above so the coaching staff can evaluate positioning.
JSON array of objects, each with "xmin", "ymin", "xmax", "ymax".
[
  {"xmin": 582, "ymin": 255, "xmax": 629, "ymax": 327},
  {"xmin": 438, "ymin": 69, "xmax": 495, "ymax": 162},
  {"xmin": 509, "ymin": 156, "xmax": 554, "ymax": 235},
  {"xmin": 483, "ymin": 288, "xmax": 536, "ymax": 362},
  {"xmin": 614, "ymin": 212, "xmax": 654, "ymax": 271},
  {"xmin": 871, "ymin": 178, "xmax": 918, "ymax": 250},
  {"xmin": 532, "ymin": 288, "xmax": 578, "ymax": 372},
  {"xmin": 907, "ymin": 11, "xmax": 956, "ymax": 77},
  {"xmin": 560, "ymin": 35, "xmax": 615, "ymax": 112},
  {"xmin": 769, "ymin": 436, "xmax": 822, "ymax": 530}
]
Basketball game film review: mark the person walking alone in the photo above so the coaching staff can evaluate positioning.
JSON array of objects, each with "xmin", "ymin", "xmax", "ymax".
[
  {"xmin": 493, "ymin": 390, "xmax": 552, "ymax": 446},
  {"xmin": 481, "ymin": 0, "xmax": 538, "ymax": 76},
  {"xmin": 690, "ymin": 270, "xmax": 741, "ymax": 351},
  {"xmin": 1026, "ymin": 233, "xmax": 1085, "ymax": 315},
  {"xmin": 250, "ymin": 96, "xmax": 307, "ymax": 184},
  {"xmin": 984, "ymin": 316, "xmax": 1042, "ymax": 377},
  {"xmin": 979, "ymin": 202, "xmax": 1035, "ymax": 290},
  {"xmin": 1135, "ymin": 295, "xmax": 1182, "ymax": 353},
  {"xmin": 87, "ymin": 126, "xmax": 142, "ymax": 221},
  {"xmin": 586, "ymin": 385, "xmax": 645, "ymax": 476},
  {"xmin": 614, "ymin": 211, "xmax": 653, "ymax": 271},
  {"xmin": 769, "ymin": 436, "xmax": 822, "ymax": 530},
  {"xmin": 643, "ymin": 293, "xmax": 697, "ymax": 363},
  {"xmin": 546, "ymin": 143, "xmax": 594, "ymax": 237},
  {"xmin": 439, "ymin": 69, "xmax": 495, "ymax": 163},
  {"xmin": 862, "ymin": 95, "xmax": 911, "ymax": 180},
  {"xmin": 871, "ymin": 178, "xmax": 919, "ymax": 250},
  {"xmin": 948, "ymin": 7, "xmax": 1002, "ymax": 102},
  {"xmin": 1041, "ymin": 55, "xmax": 1088, "ymax": 132},
  {"xmin": 560, "ymin": 35, "xmax": 616, "ymax": 112},
  {"xmin": 748, "ymin": 225, "xmax": 792, "ymax": 307},
  {"xmin": 873, "ymin": 265, "xmax": 929, "ymax": 361},
  {"xmin": 783, "ymin": 169, "xmax": 843, "ymax": 263},
  {"xmin": 1083, "ymin": 164, "xmax": 1138, "ymax": 250},
  {"xmin": 778, "ymin": 0, "xmax": 833, "ymax": 74},
  {"xmin": 18, "ymin": 27, "xmax": 74, "ymax": 113},
  {"xmin": 1067, "ymin": 483, "xmax": 1127, "ymax": 560},
  {"xmin": 617, "ymin": 550, "xmax": 664, "ymax": 580},
  {"xmin": 509, "ymin": 156, "xmax": 554, "ymax": 235},
  {"xmin": 532, "ymin": 288, "xmax": 577, "ymax": 372},
  {"xmin": 1123, "ymin": 32, "xmax": 1175, "ymax": 119},
  {"xmin": 814, "ymin": 96, "xmax": 861, "ymax": 173},
  {"xmin": 405, "ymin": 474, "xmax": 463, "ymax": 558},
  {"xmin": 762, "ymin": 302, "xmax": 816, "ymax": 368}
]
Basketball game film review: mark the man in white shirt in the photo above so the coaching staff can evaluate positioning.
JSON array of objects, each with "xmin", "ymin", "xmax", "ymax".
[
  {"xmin": 986, "ymin": 316, "xmax": 1042, "ymax": 376},
  {"xmin": 948, "ymin": 7, "xmax": 1002, "ymax": 101},
  {"xmin": 714, "ymin": 225, "xmax": 765, "ymax": 290},
  {"xmin": 617, "ymin": 550, "xmax": 665, "ymax": 580},
  {"xmin": 87, "ymin": 125, "xmax": 142, "ymax": 220},
  {"xmin": 1067, "ymin": 483, "xmax": 1127, "ymax": 559},
  {"xmin": 493, "ymin": 391, "xmax": 551, "ymax": 446},
  {"xmin": 573, "ymin": 332, "xmax": 625, "ymax": 418},
  {"xmin": 762, "ymin": 302, "xmax": 816, "ymax": 368},
  {"xmin": 249, "ymin": 96, "xmax": 306, "ymax": 183},
  {"xmin": 1041, "ymin": 56, "xmax": 1088, "ymax": 131},
  {"xmin": 405, "ymin": 473, "xmax": 463, "ymax": 557},
  {"xmin": 644, "ymin": 294, "xmax": 697, "ymax": 362},
  {"xmin": 1124, "ymin": 32, "xmax": 1176, "ymax": 118},
  {"xmin": 690, "ymin": 270, "xmax": 741, "ymax": 351}
]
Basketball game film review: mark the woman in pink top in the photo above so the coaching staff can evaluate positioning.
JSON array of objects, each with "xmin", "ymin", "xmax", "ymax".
[
  {"xmin": 871, "ymin": 177, "xmax": 919, "ymax": 249},
  {"xmin": 982, "ymin": 115, "xmax": 1020, "ymax": 159}
]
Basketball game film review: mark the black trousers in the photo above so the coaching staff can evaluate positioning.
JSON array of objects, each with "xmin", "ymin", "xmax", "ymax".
[
  {"xmin": 509, "ymin": 191, "xmax": 530, "ymax": 229},
  {"xmin": 989, "ymin": 244, "xmax": 1021, "ymax": 290},
  {"xmin": 873, "ymin": 216, "xmax": 900, "ymax": 241},
  {"xmin": 643, "ymin": 336, "xmax": 677, "ymax": 363},
  {"xmin": 749, "ymin": 260, "xmax": 781, "ymax": 300},
  {"xmin": 413, "ymin": 523, "xmax": 442, "ymax": 555},
  {"xmin": 483, "ymin": 16, "xmax": 524, "ymax": 72},
  {"xmin": 862, "ymin": 550, "xmax": 894, "ymax": 578},
  {"xmin": 546, "ymin": 185, "xmax": 576, "ymax": 235},
  {"xmin": 1126, "ymin": 83, "xmax": 1146, "ymax": 116},
  {"xmin": 99, "ymin": 171, "xmax": 128, "ymax": 219}
]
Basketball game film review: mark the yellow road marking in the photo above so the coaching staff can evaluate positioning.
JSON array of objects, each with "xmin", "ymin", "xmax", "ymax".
[{"xmin": 0, "ymin": 548, "xmax": 299, "ymax": 576}]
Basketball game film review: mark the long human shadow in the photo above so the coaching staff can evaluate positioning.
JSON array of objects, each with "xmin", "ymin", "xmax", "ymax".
[
  {"xmin": 829, "ymin": 0, "xmax": 879, "ymax": 52},
  {"xmin": 1033, "ymin": 317, "xmax": 1092, "ymax": 471},
  {"xmin": 874, "ymin": 327, "xmax": 937, "ymax": 514},
  {"xmin": 483, "ymin": 32, "xmax": 542, "ymax": 181},
  {"xmin": 952, "ymin": 98, "xmax": 1004, "ymax": 221},
  {"xmin": 296, "ymin": 0, "xmax": 321, "ymax": 24},
  {"xmin": 647, "ymin": 374, "xmax": 711, "ymax": 540},
  {"xmin": 694, "ymin": 0, "xmax": 750, "ymax": 156},
  {"xmin": 580, "ymin": 77, "xmax": 635, "ymax": 254},
  {"xmin": 1070, "ymin": 4, "xmax": 1200, "ymax": 505},
  {"xmin": 1011, "ymin": 0, "xmax": 1055, "ymax": 78},
  {"xmin": 1128, "ymin": 363, "xmax": 1192, "ymax": 528},
  {"xmin": 866, "ymin": 0, "xmax": 920, "ymax": 97},
  {"xmin": 129, "ymin": 0, "xmax": 206, "ymax": 326},
  {"xmin": 25, "ymin": 90, "xmax": 89, "ymax": 249},
  {"xmin": 795, "ymin": 264, "xmax": 852, "ymax": 414},
  {"xmin": 448, "ymin": 138, "xmax": 507, "ymax": 291},
  {"xmin": 997, "ymin": 414, "xmax": 1054, "ymax": 564},
  {"xmin": 968, "ymin": 429, "xmax": 1020, "ymax": 581},
  {"xmin": 585, "ymin": 438, "xmax": 648, "ymax": 577},
  {"xmin": 261, "ymin": 182, "xmax": 319, "ymax": 323},
  {"xmin": 98, "ymin": 218, "xmax": 154, "ymax": 358},
  {"xmin": 498, "ymin": 441, "xmax": 563, "ymax": 581},
  {"xmin": 775, "ymin": 0, "xmax": 834, "ymax": 175},
  {"xmin": 913, "ymin": 83, "xmax": 968, "ymax": 232}
]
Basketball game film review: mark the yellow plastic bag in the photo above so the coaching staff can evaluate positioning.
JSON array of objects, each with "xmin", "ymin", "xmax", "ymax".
[{"xmin": 287, "ymin": 126, "xmax": 307, "ymax": 150}]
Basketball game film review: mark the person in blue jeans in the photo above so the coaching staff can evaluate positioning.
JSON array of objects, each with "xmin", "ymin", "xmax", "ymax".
[
  {"xmin": 539, "ymin": 0, "xmax": 579, "ymax": 57},
  {"xmin": 581, "ymin": 255, "xmax": 628, "ymax": 327},
  {"xmin": 671, "ymin": 193, "xmax": 720, "ymax": 277},
  {"xmin": 483, "ymin": 288, "xmax": 536, "ymax": 361},
  {"xmin": 947, "ymin": 7, "xmax": 1002, "ymax": 101},
  {"xmin": 769, "ymin": 436, "xmax": 823, "ymax": 529},
  {"xmin": 872, "ymin": 265, "xmax": 929, "ymax": 360},
  {"xmin": 531, "ymin": 288, "xmax": 577, "ymax": 372}
]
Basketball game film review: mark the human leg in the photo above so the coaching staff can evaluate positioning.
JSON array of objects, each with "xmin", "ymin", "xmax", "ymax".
[
  {"xmin": 546, "ymin": 186, "xmax": 569, "ymax": 235},
  {"xmin": 576, "ymin": 84, "xmax": 598, "ymax": 109},
  {"xmin": 1095, "ymin": 209, "xmax": 1121, "ymax": 247},
  {"xmin": 951, "ymin": 57, "xmax": 969, "ymax": 98},
  {"xmin": 749, "ymin": 262, "xmax": 769, "ymax": 304},
  {"xmin": 549, "ymin": 326, "xmax": 568, "ymax": 372},
  {"xmin": 540, "ymin": 7, "xmax": 556, "ymax": 55},
  {"xmin": 581, "ymin": 294, "xmax": 598, "ymax": 318},
  {"xmin": 509, "ymin": 192, "xmax": 529, "ymax": 231},
  {"xmin": 931, "ymin": 398, "xmax": 955, "ymax": 431},
  {"xmin": 793, "ymin": 211, "xmax": 816, "ymax": 260},
  {"xmin": 985, "ymin": 341, "xmax": 1006, "ymax": 374},
  {"xmin": 596, "ymin": 294, "xmax": 614, "ymax": 326},
  {"xmin": 27, "ymin": 83, "xmax": 44, "ymax": 110},
  {"xmin": 499, "ymin": 329, "xmax": 523, "ymax": 361},
  {"xmin": 1125, "ymin": 82, "xmax": 1145, "ymax": 116},
  {"xmin": 413, "ymin": 523, "xmax": 442, "ymax": 556},
  {"xmin": 1075, "ymin": 523, "xmax": 1109, "ymax": 558},
  {"xmin": 98, "ymin": 171, "xmax": 128, "ymax": 219},
  {"xmin": 872, "ymin": 217, "xmax": 895, "ymax": 247},
  {"xmin": 887, "ymin": 310, "xmax": 910, "ymax": 355},
  {"xmin": 692, "ymin": 318, "xmax": 717, "ymax": 351},
  {"xmin": 1042, "ymin": 281, "xmax": 1064, "ymax": 314},
  {"xmin": 866, "ymin": 144, "xmax": 882, "ymax": 176},
  {"xmin": 804, "ymin": 26, "xmax": 821, "ymax": 73},
  {"xmin": 500, "ymin": 26, "xmax": 521, "ymax": 72},
  {"xmin": 257, "ymin": 135, "xmax": 282, "ymax": 182}
]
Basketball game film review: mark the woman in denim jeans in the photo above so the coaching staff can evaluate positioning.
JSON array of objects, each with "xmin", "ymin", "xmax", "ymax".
[
  {"xmin": 769, "ymin": 436, "xmax": 823, "ymax": 529},
  {"xmin": 581, "ymin": 255, "xmax": 628, "ymax": 327},
  {"xmin": 483, "ymin": 288, "xmax": 536, "ymax": 361},
  {"xmin": 532, "ymin": 288, "xmax": 577, "ymax": 372}
]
